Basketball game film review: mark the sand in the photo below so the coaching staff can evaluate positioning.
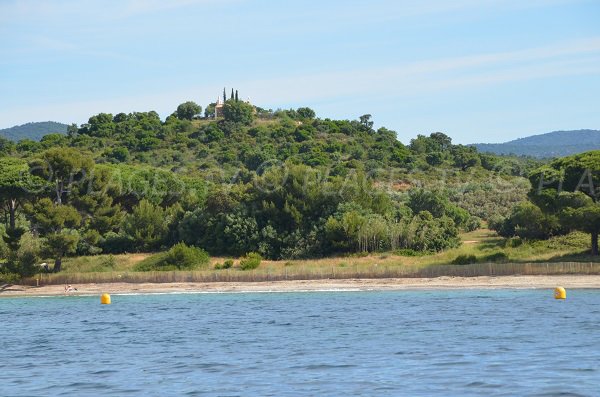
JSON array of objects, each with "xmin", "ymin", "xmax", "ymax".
[{"xmin": 1, "ymin": 275, "xmax": 599, "ymax": 297}]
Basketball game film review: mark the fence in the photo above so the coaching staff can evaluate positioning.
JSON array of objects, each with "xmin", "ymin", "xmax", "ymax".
[{"xmin": 21, "ymin": 261, "xmax": 600, "ymax": 286}]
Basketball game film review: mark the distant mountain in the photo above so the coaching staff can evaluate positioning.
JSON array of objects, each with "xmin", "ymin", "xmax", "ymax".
[
  {"xmin": 472, "ymin": 129, "xmax": 600, "ymax": 158},
  {"xmin": 0, "ymin": 121, "xmax": 69, "ymax": 141}
]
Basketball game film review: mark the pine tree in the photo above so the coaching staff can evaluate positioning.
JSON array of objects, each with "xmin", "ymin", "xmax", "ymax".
[
  {"xmin": 235, "ymin": 90, "xmax": 239, "ymax": 102},
  {"xmin": 223, "ymin": 87, "xmax": 226, "ymax": 103},
  {"xmin": 230, "ymin": 88, "xmax": 234, "ymax": 100}
]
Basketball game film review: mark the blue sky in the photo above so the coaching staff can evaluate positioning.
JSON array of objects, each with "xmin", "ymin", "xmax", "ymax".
[{"xmin": 1, "ymin": 0, "xmax": 599, "ymax": 143}]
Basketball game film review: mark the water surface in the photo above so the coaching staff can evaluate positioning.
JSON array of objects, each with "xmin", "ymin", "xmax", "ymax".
[{"xmin": 1, "ymin": 289, "xmax": 599, "ymax": 396}]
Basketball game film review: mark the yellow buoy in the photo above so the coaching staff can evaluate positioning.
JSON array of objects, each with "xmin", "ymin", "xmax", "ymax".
[
  {"xmin": 554, "ymin": 287, "xmax": 566, "ymax": 300},
  {"xmin": 100, "ymin": 293, "xmax": 111, "ymax": 305}
]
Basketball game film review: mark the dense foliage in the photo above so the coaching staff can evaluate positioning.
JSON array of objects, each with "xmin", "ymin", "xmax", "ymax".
[
  {"xmin": 492, "ymin": 151, "xmax": 600, "ymax": 255},
  {"xmin": 135, "ymin": 243, "xmax": 210, "ymax": 271},
  {"xmin": 0, "ymin": 99, "xmax": 539, "ymax": 276}
]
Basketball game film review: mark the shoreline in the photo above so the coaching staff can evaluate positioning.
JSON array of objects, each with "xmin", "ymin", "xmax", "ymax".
[{"xmin": 1, "ymin": 275, "xmax": 600, "ymax": 297}]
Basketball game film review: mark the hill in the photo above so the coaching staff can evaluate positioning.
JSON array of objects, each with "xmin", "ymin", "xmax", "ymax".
[
  {"xmin": 0, "ymin": 121, "xmax": 68, "ymax": 141},
  {"xmin": 472, "ymin": 129, "xmax": 600, "ymax": 158},
  {"xmin": 0, "ymin": 100, "xmax": 538, "ymax": 267}
]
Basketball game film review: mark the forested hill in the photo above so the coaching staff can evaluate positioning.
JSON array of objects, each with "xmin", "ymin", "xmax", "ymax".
[
  {"xmin": 0, "ymin": 99, "xmax": 539, "ymax": 269},
  {"xmin": 472, "ymin": 129, "xmax": 600, "ymax": 158},
  {"xmin": 0, "ymin": 121, "xmax": 68, "ymax": 141}
]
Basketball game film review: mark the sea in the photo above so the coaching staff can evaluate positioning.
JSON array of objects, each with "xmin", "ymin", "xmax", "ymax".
[{"xmin": 1, "ymin": 289, "xmax": 599, "ymax": 396}]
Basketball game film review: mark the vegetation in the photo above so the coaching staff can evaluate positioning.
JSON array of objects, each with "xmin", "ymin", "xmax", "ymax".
[
  {"xmin": 493, "ymin": 151, "xmax": 600, "ymax": 256},
  {"xmin": 20, "ymin": 229, "xmax": 600, "ymax": 285},
  {"xmin": 135, "ymin": 243, "xmax": 209, "ymax": 271},
  {"xmin": 239, "ymin": 252, "xmax": 262, "ymax": 270},
  {"xmin": 2, "ymin": 96, "xmax": 597, "ymax": 282}
]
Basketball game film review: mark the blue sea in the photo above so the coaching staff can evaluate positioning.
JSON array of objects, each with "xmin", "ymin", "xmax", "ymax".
[{"xmin": 1, "ymin": 289, "xmax": 599, "ymax": 396}]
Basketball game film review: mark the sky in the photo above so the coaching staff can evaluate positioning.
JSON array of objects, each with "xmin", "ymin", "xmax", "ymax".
[{"xmin": 0, "ymin": 0, "xmax": 599, "ymax": 144}]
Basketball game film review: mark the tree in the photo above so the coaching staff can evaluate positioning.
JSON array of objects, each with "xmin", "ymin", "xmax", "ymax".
[
  {"xmin": 27, "ymin": 198, "xmax": 81, "ymax": 272},
  {"xmin": 0, "ymin": 136, "xmax": 15, "ymax": 156},
  {"xmin": 496, "ymin": 201, "xmax": 561, "ymax": 240},
  {"xmin": 87, "ymin": 113, "xmax": 115, "ymax": 137},
  {"xmin": 231, "ymin": 88, "xmax": 235, "ymax": 101},
  {"xmin": 0, "ymin": 158, "xmax": 45, "ymax": 230},
  {"xmin": 29, "ymin": 147, "xmax": 94, "ymax": 205},
  {"xmin": 297, "ymin": 107, "xmax": 316, "ymax": 120},
  {"xmin": 560, "ymin": 202, "xmax": 600, "ymax": 255},
  {"xmin": 67, "ymin": 123, "xmax": 78, "ymax": 138},
  {"xmin": 121, "ymin": 200, "xmax": 170, "ymax": 251},
  {"xmin": 223, "ymin": 100, "xmax": 255, "ymax": 125},
  {"xmin": 359, "ymin": 114, "xmax": 374, "ymax": 131},
  {"xmin": 205, "ymin": 103, "xmax": 216, "ymax": 118},
  {"xmin": 44, "ymin": 232, "xmax": 80, "ymax": 272},
  {"xmin": 223, "ymin": 87, "xmax": 227, "ymax": 103},
  {"xmin": 528, "ymin": 151, "xmax": 600, "ymax": 255},
  {"xmin": 176, "ymin": 101, "xmax": 202, "ymax": 120},
  {"xmin": 452, "ymin": 145, "xmax": 481, "ymax": 170},
  {"xmin": 235, "ymin": 90, "xmax": 239, "ymax": 102},
  {"xmin": 429, "ymin": 132, "xmax": 452, "ymax": 151}
]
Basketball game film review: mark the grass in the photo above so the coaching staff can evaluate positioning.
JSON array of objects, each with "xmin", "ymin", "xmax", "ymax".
[{"xmin": 21, "ymin": 229, "xmax": 600, "ymax": 286}]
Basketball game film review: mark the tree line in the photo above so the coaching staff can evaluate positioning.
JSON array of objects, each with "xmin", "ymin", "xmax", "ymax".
[{"xmin": 1, "ymin": 98, "xmax": 574, "ymax": 279}]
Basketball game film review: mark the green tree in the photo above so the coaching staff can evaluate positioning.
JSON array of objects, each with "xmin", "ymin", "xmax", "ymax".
[
  {"xmin": 528, "ymin": 151, "xmax": 600, "ymax": 255},
  {"xmin": 176, "ymin": 101, "xmax": 202, "ymax": 120},
  {"xmin": 87, "ymin": 113, "xmax": 115, "ymax": 137},
  {"xmin": 121, "ymin": 199, "xmax": 170, "ymax": 251},
  {"xmin": 452, "ymin": 145, "xmax": 481, "ymax": 170},
  {"xmin": 497, "ymin": 201, "xmax": 561, "ymax": 240},
  {"xmin": 297, "ymin": 107, "xmax": 316, "ymax": 120},
  {"xmin": 223, "ymin": 100, "xmax": 255, "ymax": 125},
  {"xmin": 0, "ymin": 136, "xmax": 15, "ymax": 156},
  {"xmin": 560, "ymin": 202, "xmax": 600, "ymax": 255},
  {"xmin": 29, "ymin": 147, "xmax": 94, "ymax": 205},
  {"xmin": 27, "ymin": 198, "xmax": 81, "ymax": 272},
  {"xmin": 359, "ymin": 114, "xmax": 374, "ymax": 131},
  {"xmin": 0, "ymin": 158, "xmax": 45, "ymax": 230},
  {"xmin": 205, "ymin": 103, "xmax": 216, "ymax": 118},
  {"xmin": 0, "ymin": 159, "xmax": 44, "ymax": 275}
]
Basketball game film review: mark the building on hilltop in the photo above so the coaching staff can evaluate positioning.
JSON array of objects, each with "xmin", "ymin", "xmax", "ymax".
[
  {"xmin": 214, "ymin": 97, "xmax": 225, "ymax": 118},
  {"xmin": 212, "ymin": 88, "xmax": 253, "ymax": 119}
]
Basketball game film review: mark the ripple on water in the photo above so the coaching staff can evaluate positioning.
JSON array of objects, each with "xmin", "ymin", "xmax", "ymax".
[{"xmin": 1, "ymin": 290, "xmax": 599, "ymax": 396}]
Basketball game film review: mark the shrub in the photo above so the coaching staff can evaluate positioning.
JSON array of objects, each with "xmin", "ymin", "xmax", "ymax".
[
  {"xmin": 394, "ymin": 249, "xmax": 425, "ymax": 257},
  {"xmin": 239, "ymin": 252, "xmax": 262, "ymax": 270},
  {"xmin": 222, "ymin": 259, "xmax": 234, "ymax": 269},
  {"xmin": 483, "ymin": 252, "xmax": 509, "ymax": 263},
  {"xmin": 464, "ymin": 216, "xmax": 482, "ymax": 232},
  {"xmin": 135, "ymin": 243, "xmax": 209, "ymax": 271},
  {"xmin": 452, "ymin": 254, "xmax": 478, "ymax": 265},
  {"xmin": 0, "ymin": 272, "xmax": 21, "ymax": 284},
  {"xmin": 505, "ymin": 237, "xmax": 523, "ymax": 248}
]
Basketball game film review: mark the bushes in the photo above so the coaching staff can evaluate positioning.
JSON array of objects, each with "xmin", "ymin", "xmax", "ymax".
[
  {"xmin": 452, "ymin": 252, "xmax": 509, "ymax": 265},
  {"xmin": 214, "ymin": 259, "xmax": 234, "ymax": 270},
  {"xmin": 239, "ymin": 252, "xmax": 262, "ymax": 270},
  {"xmin": 452, "ymin": 254, "xmax": 478, "ymax": 265},
  {"xmin": 483, "ymin": 252, "xmax": 508, "ymax": 263},
  {"xmin": 135, "ymin": 243, "xmax": 209, "ymax": 271}
]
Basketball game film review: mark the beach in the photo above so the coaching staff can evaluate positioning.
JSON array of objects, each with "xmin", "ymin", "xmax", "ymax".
[{"xmin": 2, "ymin": 275, "xmax": 599, "ymax": 297}]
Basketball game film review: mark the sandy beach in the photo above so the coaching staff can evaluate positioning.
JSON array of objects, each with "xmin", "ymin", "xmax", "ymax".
[{"xmin": 1, "ymin": 275, "xmax": 600, "ymax": 297}]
